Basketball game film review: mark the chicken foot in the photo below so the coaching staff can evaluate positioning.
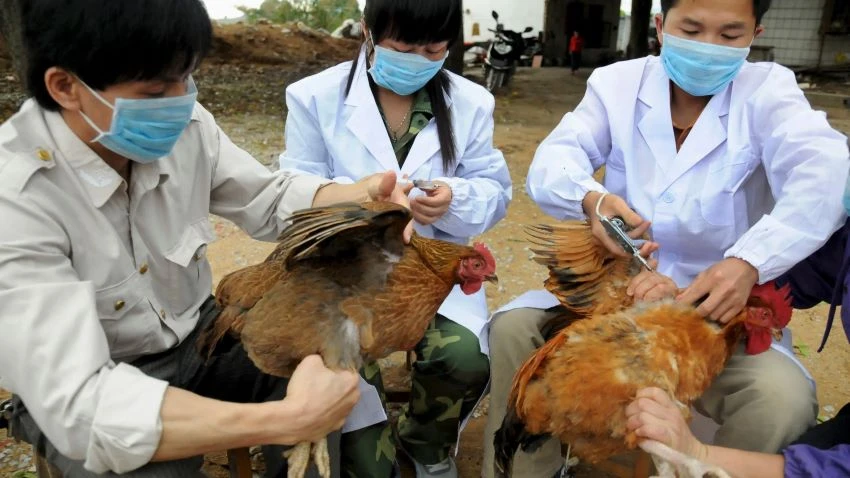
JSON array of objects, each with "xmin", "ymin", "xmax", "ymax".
[
  {"xmin": 639, "ymin": 440, "xmax": 731, "ymax": 478},
  {"xmin": 282, "ymin": 438, "xmax": 331, "ymax": 478},
  {"xmin": 313, "ymin": 437, "xmax": 331, "ymax": 478},
  {"xmin": 283, "ymin": 441, "xmax": 312, "ymax": 478}
]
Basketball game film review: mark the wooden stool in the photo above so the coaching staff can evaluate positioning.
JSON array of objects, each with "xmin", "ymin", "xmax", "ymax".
[
  {"xmin": 227, "ymin": 447, "xmax": 254, "ymax": 478},
  {"xmin": 34, "ymin": 452, "xmax": 63, "ymax": 478}
]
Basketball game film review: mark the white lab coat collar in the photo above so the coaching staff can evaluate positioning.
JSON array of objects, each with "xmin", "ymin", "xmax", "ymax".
[
  {"xmin": 344, "ymin": 47, "xmax": 451, "ymax": 175},
  {"xmin": 637, "ymin": 62, "xmax": 732, "ymax": 190}
]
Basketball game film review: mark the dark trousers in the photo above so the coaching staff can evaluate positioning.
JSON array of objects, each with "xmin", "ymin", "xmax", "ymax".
[
  {"xmin": 570, "ymin": 52, "xmax": 582, "ymax": 72},
  {"xmin": 791, "ymin": 402, "xmax": 850, "ymax": 448},
  {"xmin": 10, "ymin": 297, "xmax": 340, "ymax": 477}
]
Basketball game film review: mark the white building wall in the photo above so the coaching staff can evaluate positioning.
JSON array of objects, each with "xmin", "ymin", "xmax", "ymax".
[
  {"xmin": 618, "ymin": 14, "xmax": 630, "ymax": 52},
  {"xmin": 462, "ymin": 0, "xmax": 546, "ymax": 42},
  {"xmin": 754, "ymin": 0, "xmax": 825, "ymax": 66}
]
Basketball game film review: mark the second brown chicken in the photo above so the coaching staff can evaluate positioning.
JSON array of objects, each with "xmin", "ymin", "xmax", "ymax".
[{"xmin": 494, "ymin": 221, "xmax": 792, "ymax": 478}]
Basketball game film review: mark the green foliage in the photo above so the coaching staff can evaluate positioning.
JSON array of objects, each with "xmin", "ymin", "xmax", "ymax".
[
  {"xmin": 11, "ymin": 472, "xmax": 38, "ymax": 478},
  {"xmin": 794, "ymin": 342, "xmax": 811, "ymax": 358},
  {"xmin": 238, "ymin": 0, "xmax": 362, "ymax": 31}
]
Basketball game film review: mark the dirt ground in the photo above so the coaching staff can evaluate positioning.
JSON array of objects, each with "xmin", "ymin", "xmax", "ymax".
[{"xmin": 2, "ymin": 22, "xmax": 850, "ymax": 477}]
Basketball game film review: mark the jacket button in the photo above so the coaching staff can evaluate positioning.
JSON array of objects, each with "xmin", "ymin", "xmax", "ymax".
[
  {"xmin": 36, "ymin": 148, "xmax": 52, "ymax": 161},
  {"xmin": 661, "ymin": 192, "xmax": 675, "ymax": 203},
  {"xmin": 160, "ymin": 309, "xmax": 167, "ymax": 319},
  {"xmin": 114, "ymin": 300, "xmax": 125, "ymax": 311},
  {"xmin": 139, "ymin": 263, "xmax": 149, "ymax": 274}
]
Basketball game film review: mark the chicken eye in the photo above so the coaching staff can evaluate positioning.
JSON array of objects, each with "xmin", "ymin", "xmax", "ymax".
[{"xmin": 474, "ymin": 261, "xmax": 483, "ymax": 269}]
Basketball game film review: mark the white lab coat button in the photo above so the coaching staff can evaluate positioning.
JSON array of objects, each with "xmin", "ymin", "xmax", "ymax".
[{"xmin": 661, "ymin": 192, "xmax": 675, "ymax": 203}]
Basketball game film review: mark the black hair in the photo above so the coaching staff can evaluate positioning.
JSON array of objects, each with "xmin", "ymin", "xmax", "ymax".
[
  {"xmin": 23, "ymin": 0, "xmax": 212, "ymax": 111},
  {"xmin": 661, "ymin": 0, "xmax": 772, "ymax": 24},
  {"xmin": 345, "ymin": 0, "xmax": 462, "ymax": 171}
]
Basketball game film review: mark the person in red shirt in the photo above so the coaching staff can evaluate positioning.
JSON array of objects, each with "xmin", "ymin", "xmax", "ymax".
[{"xmin": 569, "ymin": 31, "xmax": 584, "ymax": 74}]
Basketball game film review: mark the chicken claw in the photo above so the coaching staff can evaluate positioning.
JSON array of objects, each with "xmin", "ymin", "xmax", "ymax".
[
  {"xmin": 283, "ymin": 441, "xmax": 312, "ymax": 478},
  {"xmin": 639, "ymin": 440, "xmax": 731, "ymax": 478},
  {"xmin": 312, "ymin": 437, "xmax": 331, "ymax": 478}
]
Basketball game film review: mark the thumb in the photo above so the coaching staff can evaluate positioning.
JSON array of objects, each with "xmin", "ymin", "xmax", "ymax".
[
  {"xmin": 403, "ymin": 221, "xmax": 413, "ymax": 244},
  {"xmin": 299, "ymin": 354, "xmax": 325, "ymax": 369},
  {"xmin": 375, "ymin": 171, "xmax": 398, "ymax": 200}
]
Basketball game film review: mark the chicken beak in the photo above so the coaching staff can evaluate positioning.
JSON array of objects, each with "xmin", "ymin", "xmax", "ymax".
[{"xmin": 485, "ymin": 274, "xmax": 499, "ymax": 285}]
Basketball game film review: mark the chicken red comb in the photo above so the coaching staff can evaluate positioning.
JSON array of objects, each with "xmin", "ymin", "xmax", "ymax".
[
  {"xmin": 749, "ymin": 281, "xmax": 793, "ymax": 329},
  {"xmin": 474, "ymin": 242, "xmax": 496, "ymax": 271}
]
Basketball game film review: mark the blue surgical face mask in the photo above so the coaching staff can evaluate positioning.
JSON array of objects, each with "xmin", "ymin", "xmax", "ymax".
[
  {"xmin": 660, "ymin": 33, "xmax": 751, "ymax": 97},
  {"xmin": 367, "ymin": 34, "xmax": 447, "ymax": 96},
  {"xmin": 78, "ymin": 77, "xmax": 198, "ymax": 164}
]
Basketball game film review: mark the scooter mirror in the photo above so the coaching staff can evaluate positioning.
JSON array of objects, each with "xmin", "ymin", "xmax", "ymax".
[
  {"xmin": 524, "ymin": 26, "xmax": 533, "ymax": 33},
  {"xmin": 492, "ymin": 10, "xmax": 499, "ymax": 20}
]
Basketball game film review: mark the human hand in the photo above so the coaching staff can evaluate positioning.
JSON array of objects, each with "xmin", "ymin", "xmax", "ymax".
[
  {"xmin": 410, "ymin": 181, "xmax": 452, "ymax": 225},
  {"xmin": 278, "ymin": 355, "xmax": 360, "ymax": 444},
  {"xmin": 364, "ymin": 171, "xmax": 414, "ymax": 242},
  {"xmin": 582, "ymin": 191, "xmax": 659, "ymax": 259},
  {"xmin": 676, "ymin": 258, "xmax": 759, "ymax": 323},
  {"xmin": 625, "ymin": 387, "xmax": 707, "ymax": 461},
  {"xmin": 626, "ymin": 259, "xmax": 679, "ymax": 302}
]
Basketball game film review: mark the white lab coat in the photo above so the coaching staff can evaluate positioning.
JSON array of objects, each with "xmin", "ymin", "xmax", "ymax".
[
  {"xmin": 497, "ymin": 56, "xmax": 849, "ymax": 397},
  {"xmin": 279, "ymin": 50, "xmax": 512, "ymax": 433},
  {"xmin": 527, "ymin": 56, "xmax": 849, "ymax": 287}
]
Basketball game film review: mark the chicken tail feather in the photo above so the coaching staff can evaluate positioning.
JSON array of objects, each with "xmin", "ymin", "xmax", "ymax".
[{"xmin": 493, "ymin": 404, "xmax": 551, "ymax": 478}]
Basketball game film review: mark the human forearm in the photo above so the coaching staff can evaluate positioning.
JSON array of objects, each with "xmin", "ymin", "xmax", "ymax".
[
  {"xmin": 154, "ymin": 355, "xmax": 361, "ymax": 462},
  {"xmin": 526, "ymin": 156, "xmax": 606, "ymax": 220},
  {"xmin": 739, "ymin": 66, "xmax": 849, "ymax": 283},
  {"xmin": 311, "ymin": 181, "xmax": 372, "ymax": 207},
  {"xmin": 725, "ymin": 212, "xmax": 846, "ymax": 284},
  {"xmin": 696, "ymin": 444, "xmax": 785, "ymax": 478},
  {"xmin": 152, "ymin": 387, "xmax": 278, "ymax": 461},
  {"xmin": 152, "ymin": 387, "xmax": 305, "ymax": 461},
  {"xmin": 311, "ymin": 171, "xmax": 412, "ymax": 228},
  {"xmin": 627, "ymin": 389, "xmax": 786, "ymax": 478},
  {"xmin": 581, "ymin": 191, "xmax": 605, "ymax": 216},
  {"xmin": 526, "ymin": 81, "xmax": 611, "ymax": 220}
]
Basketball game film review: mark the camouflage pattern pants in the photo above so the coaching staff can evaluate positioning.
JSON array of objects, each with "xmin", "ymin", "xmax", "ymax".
[{"xmin": 341, "ymin": 314, "xmax": 490, "ymax": 477}]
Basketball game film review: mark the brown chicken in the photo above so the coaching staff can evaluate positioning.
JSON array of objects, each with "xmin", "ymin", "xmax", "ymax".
[
  {"xmin": 197, "ymin": 201, "xmax": 497, "ymax": 478},
  {"xmin": 494, "ymin": 221, "xmax": 791, "ymax": 477}
]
